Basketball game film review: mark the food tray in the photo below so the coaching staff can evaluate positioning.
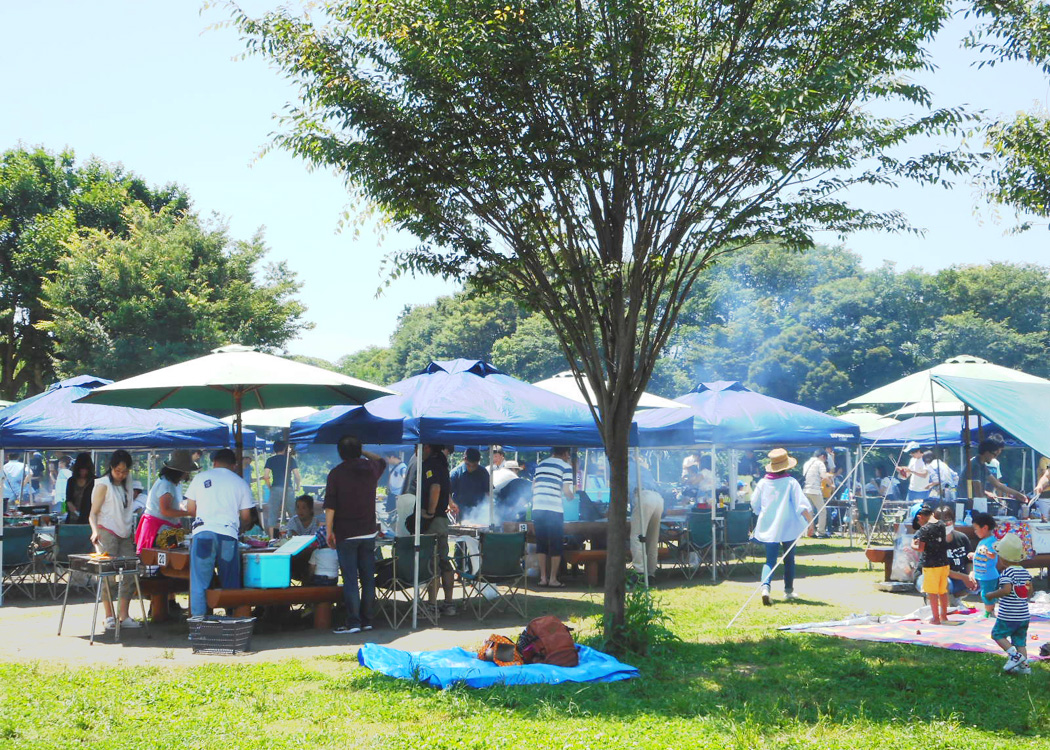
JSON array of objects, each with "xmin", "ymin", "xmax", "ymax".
[
  {"xmin": 187, "ymin": 616, "xmax": 255, "ymax": 655},
  {"xmin": 68, "ymin": 554, "xmax": 141, "ymax": 574}
]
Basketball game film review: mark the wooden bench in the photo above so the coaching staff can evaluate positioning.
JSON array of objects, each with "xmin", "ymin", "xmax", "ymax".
[
  {"xmin": 140, "ymin": 576, "xmax": 189, "ymax": 623},
  {"xmin": 205, "ymin": 586, "xmax": 343, "ymax": 630},
  {"xmin": 563, "ymin": 548, "xmax": 673, "ymax": 586}
]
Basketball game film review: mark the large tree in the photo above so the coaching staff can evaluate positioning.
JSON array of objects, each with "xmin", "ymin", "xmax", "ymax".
[
  {"xmin": 235, "ymin": 0, "xmax": 972, "ymax": 645},
  {"xmin": 0, "ymin": 145, "xmax": 186, "ymax": 398},
  {"xmin": 43, "ymin": 205, "xmax": 310, "ymax": 380}
]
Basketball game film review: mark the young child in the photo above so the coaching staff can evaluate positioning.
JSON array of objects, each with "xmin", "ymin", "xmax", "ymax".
[
  {"xmin": 986, "ymin": 532, "xmax": 1032, "ymax": 674},
  {"xmin": 968, "ymin": 512, "xmax": 999, "ymax": 618},
  {"xmin": 287, "ymin": 494, "xmax": 320, "ymax": 536},
  {"xmin": 911, "ymin": 505, "xmax": 952, "ymax": 624},
  {"xmin": 308, "ymin": 546, "xmax": 340, "ymax": 586}
]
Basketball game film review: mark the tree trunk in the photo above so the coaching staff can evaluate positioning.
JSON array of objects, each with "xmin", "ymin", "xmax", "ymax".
[{"xmin": 601, "ymin": 399, "xmax": 634, "ymax": 652}]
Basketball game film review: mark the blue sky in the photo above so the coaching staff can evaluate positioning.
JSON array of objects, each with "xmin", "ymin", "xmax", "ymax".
[{"xmin": 2, "ymin": 2, "xmax": 1046, "ymax": 361}]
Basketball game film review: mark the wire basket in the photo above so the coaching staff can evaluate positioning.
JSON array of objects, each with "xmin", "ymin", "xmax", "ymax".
[{"xmin": 187, "ymin": 616, "xmax": 255, "ymax": 655}]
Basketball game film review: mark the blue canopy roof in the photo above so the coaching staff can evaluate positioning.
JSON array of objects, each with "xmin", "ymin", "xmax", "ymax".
[
  {"xmin": 0, "ymin": 375, "xmax": 232, "ymax": 449},
  {"xmin": 290, "ymin": 359, "xmax": 692, "ymax": 448},
  {"xmin": 930, "ymin": 375, "xmax": 1050, "ymax": 456},
  {"xmin": 860, "ymin": 414, "xmax": 1019, "ymax": 447},
  {"xmin": 649, "ymin": 381, "xmax": 859, "ymax": 446}
]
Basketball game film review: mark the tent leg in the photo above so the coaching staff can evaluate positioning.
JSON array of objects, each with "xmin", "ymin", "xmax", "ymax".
[
  {"xmin": 412, "ymin": 444, "xmax": 423, "ymax": 630},
  {"xmin": 711, "ymin": 445, "xmax": 717, "ymax": 583}
]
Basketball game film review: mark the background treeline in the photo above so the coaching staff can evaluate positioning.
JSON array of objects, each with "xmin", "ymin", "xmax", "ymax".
[
  {"xmin": 0, "ymin": 145, "xmax": 309, "ymax": 400},
  {"xmin": 333, "ymin": 244, "xmax": 1050, "ymax": 411}
]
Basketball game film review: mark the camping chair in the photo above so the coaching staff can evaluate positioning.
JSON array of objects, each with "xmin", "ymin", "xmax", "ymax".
[
  {"xmin": 49, "ymin": 524, "xmax": 96, "ymax": 599},
  {"xmin": 460, "ymin": 531, "xmax": 527, "ymax": 621},
  {"xmin": 683, "ymin": 512, "xmax": 716, "ymax": 579},
  {"xmin": 722, "ymin": 509, "xmax": 758, "ymax": 578},
  {"xmin": 375, "ymin": 534, "xmax": 439, "ymax": 629},
  {"xmin": 860, "ymin": 496, "xmax": 892, "ymax": 546},
  {"xmin": 2, "ymin": 526, "xmax": 45, "ymax": 600}
]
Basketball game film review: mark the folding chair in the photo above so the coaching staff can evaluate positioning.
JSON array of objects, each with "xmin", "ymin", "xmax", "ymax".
[
  {"xmin": 50, "ymin": 524, "xmax": 96, "ymax": 599},
  {"xmin": 722, "ymin": 509, "xmax": 758, "ymax": 578},
  {"xmin": 375, "ymin": 534, "xmax": 439, "ymax": 629},
  {"xmin": 460, "ymin": 531, "xmax": 526, "ymax": 621},
  {"xmin": 683, "ymin": 512, "xmax": 716, "ymax": 579},
  {"xmin": 2, "ymin": 526, "xmax": 44, "ymax": 600},
  {"xmin": 861, "ymin": 497, "xmax": 892, "ymax": 546}
]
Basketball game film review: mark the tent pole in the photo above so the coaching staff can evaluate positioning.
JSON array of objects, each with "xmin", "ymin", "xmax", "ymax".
[
  {"xmin": 711, "ymin": 445, "xmax": 717, "ymax": 583},
  {"xmin": 582, "ymin": 450, "xmax": 589, "ymax": 492},
  {"xmin": 279, "ymin": 428, "xmax": 292, "ymax": 531},
  {"xmin": 728, "ymin": 449, "xmax": 738, "ymax": 507},
  {"xmin": 412, "ymin": 443, "xmax": 423, "ymax": 630},
  {"xmin": 488, "ymin": 445, "xmax": 495, "ymax": 529},
  {"xmin": 634, "ymin": 447, "xmax": 646, "ymax": 586},
  {"xmin": 854, "ymin": 446, "xmax": 863, "ymax": 550},
  {"xmin": 233, "ymin": 390, "xmax": 244, "ymax": 469},
  {"xmin": 254, "ymin": 446, "xmax": 263, "ymax": 513},
  {"xmin": 963, "ymin": 407, "xmax": 972, "ymax": 498}
]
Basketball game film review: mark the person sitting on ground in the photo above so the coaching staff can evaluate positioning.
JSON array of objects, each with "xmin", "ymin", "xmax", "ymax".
[
  {"xmin": 968, "ymin": 512, "xmax": 999, "ymax": 618},
  {"xmin": 911, "ymin": 505, "xmax": 952, "ymax": 625},
  {"xmin": 135, "ymin": 450, "xmax": 197, "ymax": 553},
  {"xmin": 287, "ymin": 494, "xmax": 321, "ymax": 536},
  {"xmin": 308, "ymin": 545, "xmax": 340, "ymax": 586},
  {"xmin": 87, "ymin": 450, "xmax": 140, "ymax": 630},
  {"xmin": 751, "ymin": 448, "xmax": 814, "ymax": 606}
]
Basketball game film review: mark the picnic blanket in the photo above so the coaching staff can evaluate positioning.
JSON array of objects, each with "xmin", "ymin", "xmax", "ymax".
[
  {"xmin": 787, "ymin": 604, "xmax": 1049, "ymax": 659},
  {"xmin": 358, "ymin": 643, "xmax": 639, "ymax": 689}
]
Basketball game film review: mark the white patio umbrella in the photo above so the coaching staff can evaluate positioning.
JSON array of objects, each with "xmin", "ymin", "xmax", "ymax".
[
  {"xmin": 78, "ymin": 346, "xmax": 394, "ymax": 460},
  {"xmin": 533, "ymin": 371, "xmax": 686, "ymax": 409},
  {"xmin": 839, "ymin": 355, "xmax": 1050, "ymax": 412},
  {"xmin": 834, "ymin": 409, "xmax": 899, "ymax": 433}
]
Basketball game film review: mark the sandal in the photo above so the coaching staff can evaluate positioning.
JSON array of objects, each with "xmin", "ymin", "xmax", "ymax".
[{"xmin": 547, "ymin": 581, "xmax": 566, "ymax": 589}]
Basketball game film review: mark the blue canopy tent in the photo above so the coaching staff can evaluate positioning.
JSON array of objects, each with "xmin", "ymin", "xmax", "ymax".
[
  {"xmin": 640, "ymin": 381, "xmax": 861, "ymax": 581},
  {"xmin": 860, "ymin": 415, "xmax": 1019, "ymax": 447},
  {"xmin": 0, "ymin": 375, "xmax": 231, "ymax": 449},
  {"xmin": 290, "ymin": 359, "xmax": 693, "ymax": 627}
]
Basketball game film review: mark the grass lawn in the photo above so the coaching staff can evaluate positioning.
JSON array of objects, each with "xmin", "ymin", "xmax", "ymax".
[{"xmin": 1, "ymin": 538, "xmax": 1047, "ymax": 749}]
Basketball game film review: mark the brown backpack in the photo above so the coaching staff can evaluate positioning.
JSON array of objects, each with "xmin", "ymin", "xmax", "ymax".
[{"xmin": 516, "ymin": 616, "xmax": 578, "ymax": 667}]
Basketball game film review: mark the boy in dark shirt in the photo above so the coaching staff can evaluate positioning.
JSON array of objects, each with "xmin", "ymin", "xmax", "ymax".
[{"xmin": 911, "ymin": 505, "xmax": 952, "ymax": 625}]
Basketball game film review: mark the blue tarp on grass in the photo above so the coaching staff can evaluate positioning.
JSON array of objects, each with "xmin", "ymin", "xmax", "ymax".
[{"xmin": 358, "ymin": 643, "xmax": 639, "ymax": 689}]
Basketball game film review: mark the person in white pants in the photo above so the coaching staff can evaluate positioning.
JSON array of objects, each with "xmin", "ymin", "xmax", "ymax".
[{"xmin": 631, "ymin": 489, "xmax": 664, "ymax": 581}]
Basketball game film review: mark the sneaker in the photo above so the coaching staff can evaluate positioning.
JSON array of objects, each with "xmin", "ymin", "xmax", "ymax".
[
  {"xmin": 119, "ymin": 618, "xmax": 143, "ymax": 629},
  {"xmin": 441, "ymin": 604, "xmax": 457, "ymax": 617},
  {"xmin": 761, "ymin": 585, "xmax": 772, "ymax": 606},
  {"xmin": 1003, "ymin": 651, "xmax": 1025, "ymax": 672},
  {"xmin": 784, "ymin": 591, "xmax": 797, "ymax": 601},
  {"xmin": 362, "ymin": 624, "xmax": 374, "ymax": 632},
  {"xmin": 334, "ymin": 625, "xmax": 362, "ymax": 635},
  {"xmin": 1016, "ymin": 663, "xmax": 1032, "ymax": 675},
  {"xmin": 103, "ymin": 616, "xmax": 117, "ymax": 630}
]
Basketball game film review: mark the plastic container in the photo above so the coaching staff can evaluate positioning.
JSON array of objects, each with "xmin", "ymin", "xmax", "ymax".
[
  {"xmin": 188, "ymin": 616, "xmax": 255, "ymax": 655},
  {"xmin": 243, "ymin": 553, "xmax": 291, "ymax": 588}
]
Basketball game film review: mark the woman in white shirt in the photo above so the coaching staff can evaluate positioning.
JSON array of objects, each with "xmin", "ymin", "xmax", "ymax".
[
  {"xmin": 88, "ymin": 450, "xmax": 139, "ymax": 630},
  {"xmin": 751, "ymin": 448, "xmax": 813, "ymax": 606},
  {"xmin": 135, "ymin": 450, "xmax": 197, "ymax": 553}
]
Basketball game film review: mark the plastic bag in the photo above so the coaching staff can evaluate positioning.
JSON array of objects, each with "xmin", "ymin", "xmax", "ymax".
[{"xmin": 890, "ymin": 522, "xmax": 920, "ymax": 582}]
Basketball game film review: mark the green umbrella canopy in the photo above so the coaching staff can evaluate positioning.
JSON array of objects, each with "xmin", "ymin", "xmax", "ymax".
[{"xmin": 77, "ymin": 346, "xmax": 395, "ymax": 414}]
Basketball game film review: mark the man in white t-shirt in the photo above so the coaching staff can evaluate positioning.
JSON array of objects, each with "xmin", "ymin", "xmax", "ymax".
[
  {"xmin": 897, "ymin": 442, "xmax": 930, "ymax": 503},
  {"xmin": 185, "ymin": 448, "xmax": 254, "ymax": 617}
]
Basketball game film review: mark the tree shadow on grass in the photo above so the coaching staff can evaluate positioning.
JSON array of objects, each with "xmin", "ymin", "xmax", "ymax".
[{"xmin": 354, "ymin": 633, "xmax": 1050, "ymax": 736}]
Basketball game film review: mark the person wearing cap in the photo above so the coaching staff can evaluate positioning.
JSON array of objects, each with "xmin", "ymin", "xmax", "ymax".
[
  {"xmin": 897, "ymin": 442, "xmax": 930, "ymax": 503},
  {"xmin": 492, "ymin": 459, "xmax": 522, "ymax": 492},
  {"xmin": 750, "ymin": 449, "xmax": 814, "ymax": 605},
  {"xmin": 449, "ymin": 447, "xmax": 490, "ymax": 520},
  {"xmin": 985, "ymin": 532, "xmax": 1033, "ymax": 673}
]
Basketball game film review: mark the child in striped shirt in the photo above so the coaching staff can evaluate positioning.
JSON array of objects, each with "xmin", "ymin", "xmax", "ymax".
[{"xmin": 985, "ymin": 533, "xmax": 1033, "ymax": 674}]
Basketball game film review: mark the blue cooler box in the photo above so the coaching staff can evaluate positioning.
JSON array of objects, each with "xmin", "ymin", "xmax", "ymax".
[{"xmin": 243, "ymin": 535, "xmax": 316, "ymax": 588}]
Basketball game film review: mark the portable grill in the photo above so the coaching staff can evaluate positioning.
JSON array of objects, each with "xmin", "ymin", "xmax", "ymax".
[{"xmin": 68, "ymin": 554, "xmax": 141, "ymax": 575}]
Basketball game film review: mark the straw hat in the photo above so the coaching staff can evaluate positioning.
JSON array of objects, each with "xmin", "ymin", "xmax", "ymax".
[
  {"xmin": 504, "ymin": 460, "xmax": 522, "ymax": 471},
  {"xmin": 164, "ymin": 450, "xmax": 199, "ymax": 474},
  {"xmin": 994, "ymin": 532, "xmax": 1026, "ymax": 563},
  {"xmin": 904, "ymin": 441, "xmax": 921, "ymax": 454},
  {"xmin": 765, "ymin": 448, "xmax": 797, "ymax": 472}
]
